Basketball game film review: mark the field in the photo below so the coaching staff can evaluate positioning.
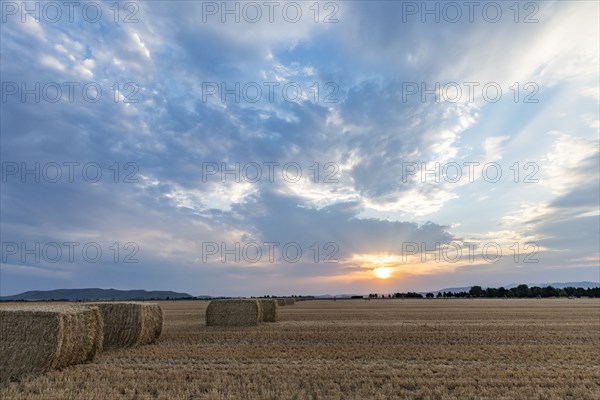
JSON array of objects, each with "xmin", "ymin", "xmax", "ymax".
[{"xmin": 1, "ymin": 299, "xmax": 599, "ymax": 399}]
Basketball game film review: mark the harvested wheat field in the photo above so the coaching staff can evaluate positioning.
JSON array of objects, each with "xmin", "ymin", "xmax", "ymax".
[
  {"xmin": 87, "ymin": 302, "xmax": 163, "ymax": 349},
  {"xmin": 1, "ymin": 299, "xmax": 599, "ymax": 399},
  {"xmin": 0, "ymin": 305, "xmax": 103, "ymax": 383}
]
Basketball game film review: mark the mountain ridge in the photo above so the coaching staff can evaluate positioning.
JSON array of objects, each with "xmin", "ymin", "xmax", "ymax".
[{"xmin": 0, "ymin": 288, "xmax": 194, "ymax": 301}]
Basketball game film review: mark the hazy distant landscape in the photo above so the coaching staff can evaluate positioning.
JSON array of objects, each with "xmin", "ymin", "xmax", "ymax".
[{"xmin": 2, "ymin": 282, "xmax": 599, "ymax": 301}]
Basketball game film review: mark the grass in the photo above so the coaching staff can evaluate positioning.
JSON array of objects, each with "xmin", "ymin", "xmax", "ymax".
[{"xmin": 1, "ymin": 299, "xmax": 599, "ymax": 399}]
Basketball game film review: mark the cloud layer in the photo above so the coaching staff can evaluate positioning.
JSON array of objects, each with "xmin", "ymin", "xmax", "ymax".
[{"xmin": 1, "ymin": 1, "xmax": 598, "ymax": 295}]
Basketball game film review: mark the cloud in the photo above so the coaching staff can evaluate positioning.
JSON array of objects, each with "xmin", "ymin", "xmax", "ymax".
[
  {"xmin": 483, "ymin": 135, "xmax": 510, "ymax": 162},
  {"xmin": 540, "ymin": 132, "xmax": 599, "ymax": 195}
]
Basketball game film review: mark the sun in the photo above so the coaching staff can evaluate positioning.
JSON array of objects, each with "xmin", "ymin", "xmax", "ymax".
[
  {"xmin": 373, "ymin": 267, "xmax": 392, "ymax": 280},
  {"xmin": 350, "ymin": 253, "xmax": 399, "ymax": 280}
]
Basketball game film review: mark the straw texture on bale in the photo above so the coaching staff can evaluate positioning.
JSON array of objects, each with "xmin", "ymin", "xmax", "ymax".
[
  {"xmin": 87, "ymin": 302, "xmax": 163, "ymax": 349},
  {"xmin": 0, "ymin": 305, "xmax": 103, "ymax": 382},
  {"xmin": 259, "ymin": 300, "xmax": 279, "ymax": 323},
  {"xmin": 276, "ymin": 299, "xmax": 286, "ymax": 306},
  {"xmin": 205, "ymin": 300, "xmax": 262, "ymax": 327},
  {"xmin": 285, "ymin": 298, "xmax": 295, "ymax": 305},
  {"xmin": 137, "ymin": 303, "xmax": 163, "ymax": 345}
]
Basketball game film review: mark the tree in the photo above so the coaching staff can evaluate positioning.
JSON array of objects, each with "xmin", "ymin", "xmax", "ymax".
[
  {"xmin": 530, "ymin": 286, "xmax": 543, "ymax": 298},
  {"xmin": 515, "ymin": 284, "xmax": 531, "ymax": 298},
  {"xmin": 542, "ymin": 286, "xmax": 559, "ymax": 297},
  {"xmin": 469, "ymin": 286, "xmax": 483, "ymax": 297}
]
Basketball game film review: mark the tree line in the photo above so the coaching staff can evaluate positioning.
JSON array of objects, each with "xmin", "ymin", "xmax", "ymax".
[{"xmin": 369, "ymin": 284, "xmax": 600, "ymax": 299}]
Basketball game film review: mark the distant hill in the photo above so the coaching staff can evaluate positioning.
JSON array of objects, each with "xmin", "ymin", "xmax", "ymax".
[
  {"xmin": 428, "ymin": 286, "xmax": 472, "ymax": 295},
  {"xmin": 314, "ymin": 294, "xmax": 357, "ymax": 299},
  {"xmin": 0, "ymin": 288, "xmax": 194, "ymax": 301}
]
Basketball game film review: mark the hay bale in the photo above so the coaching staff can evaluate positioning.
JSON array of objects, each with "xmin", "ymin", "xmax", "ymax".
[
  {"xmin": 205, "ymin": 300, "xmax": 262, "ymax": 327},
  {"xmin": 137, "ymin": 303, "xmax": 163, "ymax": 346},
  {"xmin": 0, "ymin": 305, "xmax": 103, "ymax": 382},
  {"xmin": 53, "ymin": 307, "xmax": 103, "ymax": 368},
  {"xmin": 276, "ymin": 299, "xmax": 286, "ymax": 306},
  {"xmin": 82, "ymin": 307, "xmax": 104, "ymax": 362},
  {"xmin": 259, "ymin": 299, "xmax": 279, "ymax": 323},
  {"xmin": 87, "ymin": 302, "xmax": 163, "ymax": 349},
  {"xmin": 285, "ymin": 298, "xmax": 295, "ymax": 305}
]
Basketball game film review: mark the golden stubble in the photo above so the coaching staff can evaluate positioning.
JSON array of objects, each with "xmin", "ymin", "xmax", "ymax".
[{"xmin": 1, "ymin": 298, "xmax": 599, "ymax": 399}]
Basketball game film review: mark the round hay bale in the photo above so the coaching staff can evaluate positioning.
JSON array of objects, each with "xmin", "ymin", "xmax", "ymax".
[
  {"xmin": 53, "ymin": 311, "xmax": 78, "ymax": 369},
  {"xmin": 89, "ymin": 303, "xmax": 140, "ymax": 348},
  {"xmin": 0, "ymin": 305, "xmax": 103, "ymax": 382},
  {"xmin": 276, "ymin": 299, "xmax": 286, "ymax": 307},
  {"xmin": 205, "ymin": 300, "xmax": 262, "ymax": 327},
  {"xmin": 85, "ymin": 307, "xmax": 104, "ymax": 361},
  {"xmin": 285, "ymin": 298, "xmax": 295, "ymax": 306},
  {"xmin": 259, "ymin": 299, "xmax": 279, "ymax": 323},
  {"xmin": 87, "ymin": 302, "xmax": 163, "ymax": 349},
  {"xmin": 137, "ymin": 303, "xmax": 163, "ymax": 346}
]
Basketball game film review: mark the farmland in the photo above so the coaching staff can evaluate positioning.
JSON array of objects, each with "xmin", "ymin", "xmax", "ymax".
[{"xmin": 1, "ymin": 299, "xmax": 599, "ymax": 399}]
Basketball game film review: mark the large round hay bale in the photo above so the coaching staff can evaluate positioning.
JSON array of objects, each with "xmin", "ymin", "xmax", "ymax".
[
  {"xmin": 285, "ymin": 298, "xmax": 295, "ymax": 305},
  {"xmin": 53, "ymin": 307, "xmax": 103, "ymax": 368},
  {"xmin": 205, "ymin": 300, "xmax": 262, "ymax": 327},
  {"xmin": 259, "ymin": 299, "xmax": 279, "ymax": 323},
  {"xmin": 137, "ymin": 303, "xmax": 163, "ymax": 346},
  {"xmin": 276, "ymin": 299, "xmax": 286, "ymax": 306},
  {"xmin": 85, "ymin": 307, "xmax": 104, "ymax": 361},
  {"xmin": 87, "ymin": 302, "xmax": 163, "ymax": 349},
  {"xmin": 0, "ymin": 305, "xmax": 103, "ymax": 382}
]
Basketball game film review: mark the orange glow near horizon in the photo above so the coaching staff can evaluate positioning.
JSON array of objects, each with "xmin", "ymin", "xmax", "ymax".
[
  {"xmin": 349, "ymin": 253, "xmax": 402, "ymax": 280},
  {"xmin": 373, "ymin": 267, "xmax": 392, "ymax": 279},
  {"xmin": 347, "ymin": 252, "xmax": 466, "ymax": 281}
]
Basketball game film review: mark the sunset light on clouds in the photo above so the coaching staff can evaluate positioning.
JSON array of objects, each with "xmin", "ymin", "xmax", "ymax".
[{"xmin": 1, "ymin": 1, "xmax": 598, "ymax": 296}]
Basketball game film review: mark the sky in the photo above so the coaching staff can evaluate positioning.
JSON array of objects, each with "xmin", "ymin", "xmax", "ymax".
[{"xmin": 1, "ymin": 1, "xmax": 599, "ymax": 296}]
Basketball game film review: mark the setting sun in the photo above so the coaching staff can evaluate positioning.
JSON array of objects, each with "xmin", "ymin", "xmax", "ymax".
[{"xmin": 373, "ymin": 267, "xmax": 392, "ymax": 280}]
